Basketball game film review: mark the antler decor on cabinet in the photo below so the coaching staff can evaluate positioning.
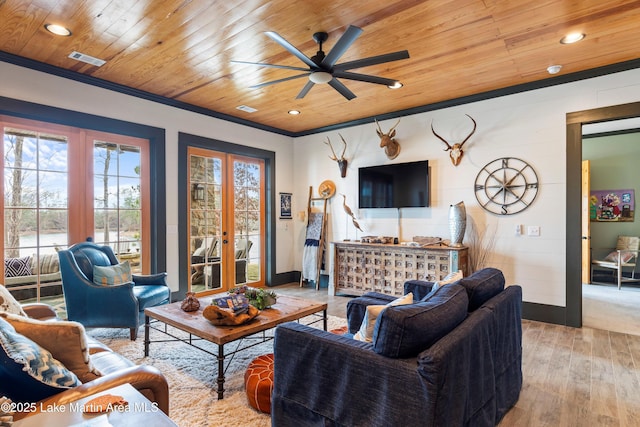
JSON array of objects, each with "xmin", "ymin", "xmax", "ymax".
[{"xmin": 431, "ymin": 114, "xmax": 477, "ymax": 166}]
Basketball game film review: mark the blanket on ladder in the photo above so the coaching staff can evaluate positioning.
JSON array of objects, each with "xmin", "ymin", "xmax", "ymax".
[{"xmin": 302, "ymin": 212, "xmax": 324, "ymax": 282}]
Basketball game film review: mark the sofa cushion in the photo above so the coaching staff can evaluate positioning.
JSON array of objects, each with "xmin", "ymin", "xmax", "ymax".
[
  {"xmin": 0, "ymin": 285, "xmax": 27, "ymax": 316},
  {"xmin": 93, "ymin": 261, "xmax": 132, "ymax": 286},
  {"xmin": 372, "ymin": 284, "xmax": 468, "ymax": 358},
  {"xmin": 4, "ymin": 256, "xmax": 33, "ymax": 277},
  {"xmin": 32, "ymin": 253, "xmax": 61, "ymax": 275},
  {"xmin": 0, "ymin": 317, "xmax": 80, "ymax": 403},
  {"xmin": 353, "ymin": 293, "xmax": 413, "ymax": 342},
  {"xmin": 603, "ymin": 250, "xmax": 634, "ymax": 264},
  {"xmin": 1, "ymin": 312, "xmax": 99, "ymax": 383},
  {"xmin": 457, "ymin": 268, "xmax": 505, "ymax": 311}
]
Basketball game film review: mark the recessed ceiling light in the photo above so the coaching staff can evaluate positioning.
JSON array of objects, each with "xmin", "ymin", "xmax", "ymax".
[
  {"xmin": 45, "ymin": 24, "xmax": 72, "ymax": 36},
  {"xmin": 388, "ymin": 81, "xmax": 403, "ymax": 89},
  {"xmin": 547, "ymin": 65, "xmax": 562, "ymax": 74},
  {"xmin": 560, "ymin": 32, "xmax": 585, "ymax": 44},
  {"xmin": 288, "ymin": 110, "xmax": 300, "ymax": 115}
]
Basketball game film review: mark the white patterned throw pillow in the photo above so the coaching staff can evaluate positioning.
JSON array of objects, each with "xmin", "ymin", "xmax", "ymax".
[
  {"xmin": 0, "ymin": 285, "xmax": 27, "ymax": 317},
  {"xmin": 353, "ymin": 292, "xmax": 414, "ymax": 342},
  {"xmin": 0, "ymin": 317, "xmax": 80, "ymax": 389},
  {"xmin": 424, "ymin": 270, "xmax": 464, "ymax": 299}
]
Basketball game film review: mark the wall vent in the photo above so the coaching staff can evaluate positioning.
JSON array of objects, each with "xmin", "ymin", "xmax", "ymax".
[{"xmin": 68, "ymin": 51, "xmax": 106, "ymax": 67}]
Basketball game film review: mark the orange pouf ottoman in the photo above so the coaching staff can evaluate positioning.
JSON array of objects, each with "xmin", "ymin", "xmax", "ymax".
[
  {"xmin": 330, "ymin": 326, "xmax": 348, "ymax": 335},
  {"xmin": 244, "ymin": 353, "xmax": 274, "ymax": 413}
]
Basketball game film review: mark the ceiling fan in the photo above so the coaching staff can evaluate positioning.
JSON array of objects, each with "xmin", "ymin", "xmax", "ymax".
[{"xmin": 232, "ymin": 25, "xmax": 410, "ymax": 101}]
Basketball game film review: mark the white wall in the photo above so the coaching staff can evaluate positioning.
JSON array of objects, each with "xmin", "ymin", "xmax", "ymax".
[
  {"xmin": 0, "ymin": 61, "xmax": 296, "ymax": 292},
  {"xmin": 292, "ymin": 68, "xmax": 640, "ymax": 307},
  {"xmin": 3, "ymin": 59, "xmax": 640, "ymax": 307}
]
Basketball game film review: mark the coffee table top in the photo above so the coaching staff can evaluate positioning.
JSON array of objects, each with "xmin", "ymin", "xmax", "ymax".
[
  {"xmin": 145, "ymin": 294, "xmax": 327, "ymax": 345},
  {"xmin": 13, "ymin": 383, "xmax": 177, "ymax": 427}
]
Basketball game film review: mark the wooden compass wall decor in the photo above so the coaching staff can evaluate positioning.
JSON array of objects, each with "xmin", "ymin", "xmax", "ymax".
[{"xmin": 474, "ymin": 157, "xmax": 539, "ymax": 215}]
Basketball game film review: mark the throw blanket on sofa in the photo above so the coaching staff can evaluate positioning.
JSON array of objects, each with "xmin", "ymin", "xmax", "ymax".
[{"xmin": 302, "ymin": 212, "xmax": 324, "ymax": 282}]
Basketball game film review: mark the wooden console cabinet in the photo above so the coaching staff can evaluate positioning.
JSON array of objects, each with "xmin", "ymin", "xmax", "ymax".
[{"xmin": 330, "ymin": 241, "xmax": 469, "ymax": 297}]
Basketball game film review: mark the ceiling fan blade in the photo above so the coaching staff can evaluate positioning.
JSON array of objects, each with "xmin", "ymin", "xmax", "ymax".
[
  {"xmin": 329, "ymin": 79, "xmax": 356, "ymax": 101},
  {"xmin": 231, "ymin": 60, "xmax": 310, "ymax": 72},
  {"xmin": 333, "ymin": 50, "xmax": 410, "ymax": 71},
  {"xmin": 333, "ymin": 71, "xmax": 399, "ymax": 86},
  {"xmin": 249, "ymin": 73, "xmax": 310, "ymax": 89},
  {"xmin": 296, "ymin": 80, "xmax": 315, "ymax": 99},
  {"xmin": 321, "ymin": 25, "xmax": 363, "ymax": 68},
  {"xmin": 265, "ymin": 31, "xmax": 318, "ymax": 68}
]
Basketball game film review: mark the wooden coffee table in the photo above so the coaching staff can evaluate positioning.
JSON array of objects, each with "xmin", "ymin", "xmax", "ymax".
[{"xmin": 144, "ymin": 294, "xmax": 327, "ymax": 399}]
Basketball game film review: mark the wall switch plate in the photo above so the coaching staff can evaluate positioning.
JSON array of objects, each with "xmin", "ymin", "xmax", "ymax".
[
  {"xmin": 515, "ymin": 224, "xmax": 522, "ymax": 235},
  {"xmin": 527, "ymin": 226, "xmax": 541, "ymax": 236}
]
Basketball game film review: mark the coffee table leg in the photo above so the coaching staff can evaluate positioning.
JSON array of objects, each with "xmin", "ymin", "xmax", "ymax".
[
  {"xmin": 144, "ymin": 315, "xmax": 150, "ymax": 356},
  {"xmin": 217, "ymin": 344, "xmax": 225, "ymax": 399},
  {"xmin": 323, "ymin": 308, "xmax": 327, "ymax": 331}
]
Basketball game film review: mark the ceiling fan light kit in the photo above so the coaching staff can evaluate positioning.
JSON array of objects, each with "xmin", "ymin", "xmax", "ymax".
[
  {"xmin": 233, "ymin": 25, "xmax": 410, "ymax": 100},
  {"xmin": 309, "ymin": 72, "xmax": 333, "ymax": 84}
]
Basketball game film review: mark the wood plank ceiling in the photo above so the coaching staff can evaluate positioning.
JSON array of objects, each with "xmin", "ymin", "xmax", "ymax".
[{"xmin": 1, "ymin": 0, "xmax": 640, "ymax": 135}]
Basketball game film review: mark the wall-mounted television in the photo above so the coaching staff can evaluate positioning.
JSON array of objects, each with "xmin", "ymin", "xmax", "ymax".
[{"xmin": 358, "ymin": 160, "xmax": 429, "ymax": 208}]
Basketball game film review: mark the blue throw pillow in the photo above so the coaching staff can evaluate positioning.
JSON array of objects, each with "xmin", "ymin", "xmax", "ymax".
[
  {"xmin": 0, "ymin": 317, "xmax": 80, "ymax": 403},
  {"xmin": 93, "ymin": 261, "xmax": 132, "ymax": 286},
  {"xmin": 372, "ymin": 284, "xmax": 469, "ymax": 358}
]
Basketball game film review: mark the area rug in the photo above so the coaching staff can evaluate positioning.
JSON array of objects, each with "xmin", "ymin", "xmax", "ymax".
[{"xmin": 87, "ymin": 315, "xmax": 347, "ymax": 427}]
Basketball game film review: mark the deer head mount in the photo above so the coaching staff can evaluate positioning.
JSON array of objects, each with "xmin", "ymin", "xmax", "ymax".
[
  {"xmin": 431, "ymin": 114, "xmax": 477, "ymax": 166},
  {"xmin": 375, "ymin": 118, "xmax": 401, "ymax": 160},
  {"xmin": 325, "ymin": 134, "xmax": 348, "ymax": 178}
]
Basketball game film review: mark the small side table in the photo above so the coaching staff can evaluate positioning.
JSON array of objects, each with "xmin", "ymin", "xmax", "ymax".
[{"xmin": 13, "ymin": 383, "xmax": 177, "ymax": 427}]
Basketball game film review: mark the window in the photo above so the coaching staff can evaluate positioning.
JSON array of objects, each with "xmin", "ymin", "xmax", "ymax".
[{"xmin": 1, "ymin": 116, "xmax": 150, "ymax": 302}]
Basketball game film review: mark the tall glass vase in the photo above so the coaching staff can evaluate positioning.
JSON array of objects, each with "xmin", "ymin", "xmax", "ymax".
[{"xmin": 449, "ymin": 201, "xmax": 466, "ymax": 247}]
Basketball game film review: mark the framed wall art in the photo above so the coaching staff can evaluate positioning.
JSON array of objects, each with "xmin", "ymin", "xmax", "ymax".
[
  {"xmin": 280, "ymin": 192, "xmax": 292, "ymax": 219},
  {"xmin": 589, "ymin": 189, "xmax": 635, "ymax": 222}
]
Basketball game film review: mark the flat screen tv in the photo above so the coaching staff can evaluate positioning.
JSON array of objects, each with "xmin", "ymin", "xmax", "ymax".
[{"xmin": 358, "ymin": 160, "xmax": 429, "ymax": 208}]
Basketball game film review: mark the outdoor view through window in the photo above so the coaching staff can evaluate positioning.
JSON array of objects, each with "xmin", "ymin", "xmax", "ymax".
[{"xmin": 2, "ymin": 120, "xmax": 147, "ymax": 303}]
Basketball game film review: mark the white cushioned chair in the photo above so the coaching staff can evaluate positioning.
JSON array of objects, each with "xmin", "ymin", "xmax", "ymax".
[{"xmin": 591, "ymin": 235, "xmax": 640, "ymax": 290}]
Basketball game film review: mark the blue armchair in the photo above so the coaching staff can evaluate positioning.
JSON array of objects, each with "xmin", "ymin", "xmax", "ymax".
[{"xmin": 58, "ymin": 241, "xmax": 171, "ymax": 340}]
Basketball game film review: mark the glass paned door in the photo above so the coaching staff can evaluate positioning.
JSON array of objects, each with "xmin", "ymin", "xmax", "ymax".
[
  {"xmin": 93, "ymin": 140, "xmax": 143, "ymax": 273},
  {"xmin": 2, "ymin": 126, "xmax": 69, "ymax": 301},
  {"xmin": 188, "ymin": 148, "xmax": 264, "ymax": 295},
  {"xmin": 233, "ymin": 159, "xmax": 263, "ymax": 285},
  {"xmin": 1, "ymin": 117, "xmax": 151, "ymax": 304},
  {"xmin": 190, "ymin": 151, "xmax": 224, "ymax": 292}
]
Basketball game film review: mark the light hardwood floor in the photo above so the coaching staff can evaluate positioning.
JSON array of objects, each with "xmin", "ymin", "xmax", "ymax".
[{"xmin": 275, "ymin": 282, "xmax": 640, "ymax": 427}]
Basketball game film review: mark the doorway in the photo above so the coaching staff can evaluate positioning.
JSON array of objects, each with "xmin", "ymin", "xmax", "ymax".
[
  {"xmin": 187, "ymin": 147, "xmax": 265, "ymax": 295},
  {"xmin": 177, "ymin": 132, "xmax": 276, "ymax": 300},
  {"xmin": 581, "ymin": 129, "xmax": 640, "ymax": 335},
  {"xmin": 566, "ymin": 101, "xmax": 640, "ymax": 328}
]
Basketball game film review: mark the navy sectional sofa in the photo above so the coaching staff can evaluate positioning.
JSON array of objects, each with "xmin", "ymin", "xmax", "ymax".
[{"xmin": 272, "ymin": 268, "xmax": 522, "ymax": 427}]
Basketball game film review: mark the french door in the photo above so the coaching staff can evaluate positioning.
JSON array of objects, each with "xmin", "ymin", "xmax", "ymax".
[
  {"xmin": 1, "ymin": 116, "xmax": 150, "ymax": 302},
  {"xmin": 188, "ymin": 147, "xmax": 265, "ymax": 295}
]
